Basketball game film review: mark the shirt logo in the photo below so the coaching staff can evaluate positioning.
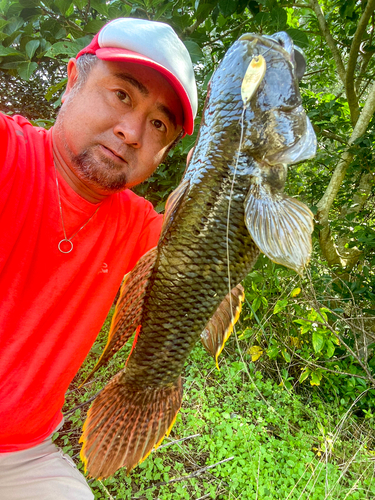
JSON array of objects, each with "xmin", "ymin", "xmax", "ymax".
[{"xmin": 98, "ymin": 262, "xmax": 108, "ymax": 274}]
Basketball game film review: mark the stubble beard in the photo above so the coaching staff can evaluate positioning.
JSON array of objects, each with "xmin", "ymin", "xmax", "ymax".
[{"xmin": 72, "ymin": 147, "xmax": 129, "ymax": 193}]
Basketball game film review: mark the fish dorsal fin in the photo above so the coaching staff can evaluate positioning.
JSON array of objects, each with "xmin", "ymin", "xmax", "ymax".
[
  {"xmin": 244, "ymin": 183, "xmax": 313, "ymax": 275},
  {"xmin": 159, "ymin": 179, "xmax": 190, "ymax": 243},
  {"xmin": 201, "ymin": 284, "xmax": 245, "ymax": 369},
  {"xmin": 80, "ymin": 247, "xmax": 158, "ymax": 385}
]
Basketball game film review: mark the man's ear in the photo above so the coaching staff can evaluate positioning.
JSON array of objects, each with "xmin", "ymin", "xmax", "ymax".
[{"xmin": 61, "ymin": 58, "xmax": 79, "ymax": 103}]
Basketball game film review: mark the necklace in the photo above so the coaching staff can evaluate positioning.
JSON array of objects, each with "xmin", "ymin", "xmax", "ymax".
[{"xmin": 53, "ymin": 163, "xmax": 101, "ymax": 254}]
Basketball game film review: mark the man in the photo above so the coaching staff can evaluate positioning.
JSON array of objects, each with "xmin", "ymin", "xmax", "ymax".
[{"xmin": 0, "ymin": 17, "xmax": 197, "ymax": 499}]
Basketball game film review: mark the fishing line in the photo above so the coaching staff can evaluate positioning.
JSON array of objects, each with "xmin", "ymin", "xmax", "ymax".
[
  {"xmin": 225, "ymin": 106, "xmax": 246, "ymax": 310},
  {"xmin": 224, "ymin": 51, "xmax": 266, "ymax": 348}
]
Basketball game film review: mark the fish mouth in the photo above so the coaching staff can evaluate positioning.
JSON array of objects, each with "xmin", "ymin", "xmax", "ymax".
[{"xmin": 239, "ymin": 32, "xmax": 306, "ymax": 80}]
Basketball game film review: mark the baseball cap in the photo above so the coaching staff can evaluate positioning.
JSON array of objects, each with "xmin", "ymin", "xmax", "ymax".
[{"xmin": 76, "ymin": 18, "xmax": 198, "ymax": 136}]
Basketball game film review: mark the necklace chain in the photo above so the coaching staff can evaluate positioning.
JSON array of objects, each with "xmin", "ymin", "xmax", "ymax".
[{"xmin": 53, "ymin": 163, "xmax": 101, "ymax": 254}]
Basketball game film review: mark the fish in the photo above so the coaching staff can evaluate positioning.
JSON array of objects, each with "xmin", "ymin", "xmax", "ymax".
[{"xmin": 79, "ymin": 31, "xmax": 317, "ymax": 478}]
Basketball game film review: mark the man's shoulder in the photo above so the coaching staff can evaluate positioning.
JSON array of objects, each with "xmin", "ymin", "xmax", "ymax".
[{"xmin": 0, "ymin": 112, "xmax": 49, "ymax": 144}]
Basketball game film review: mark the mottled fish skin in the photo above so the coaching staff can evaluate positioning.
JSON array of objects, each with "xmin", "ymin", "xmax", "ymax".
[{"xmin": 80, "ymin": 32, "xmax": 315, "ymax": 478}]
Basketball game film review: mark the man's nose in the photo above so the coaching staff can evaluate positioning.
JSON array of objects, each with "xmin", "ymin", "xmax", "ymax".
[{"xmin": 114, "ymin": 114, "xmax": 144, "ymax": 147}]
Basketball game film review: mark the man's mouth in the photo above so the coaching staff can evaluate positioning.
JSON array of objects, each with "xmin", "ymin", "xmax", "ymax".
[{"xmin": 100, "ymin": 145, "xmax": 127, "ymax": 163}]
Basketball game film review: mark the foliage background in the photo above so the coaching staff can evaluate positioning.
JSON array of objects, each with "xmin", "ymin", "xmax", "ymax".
[{"xmin": 1, "ymin": 0, "xmax": 375, "ymax": 498}]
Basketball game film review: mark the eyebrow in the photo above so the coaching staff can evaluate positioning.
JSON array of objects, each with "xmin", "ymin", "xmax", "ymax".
[
  {"xmin": 157, "ymin": 103, "xmax": 177, "ymax": 129},
  {"xmin": 113, "ymin": 72, "xmax": 179, "ymax": 130},
  {"xmin": 114, "ymin": 72, "xmax": 149, "ymax": 96}
]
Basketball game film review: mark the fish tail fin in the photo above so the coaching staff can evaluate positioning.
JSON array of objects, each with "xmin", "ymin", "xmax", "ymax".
[{"xmin": 79, "ymin": 373, "xmax": 183, "ymax": 478}]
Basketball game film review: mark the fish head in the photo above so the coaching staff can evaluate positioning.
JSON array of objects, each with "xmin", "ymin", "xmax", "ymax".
[
  {"xmin": 239, "ymin": 32, "xmax": 316, "ymax": 165},
  {"xmin": 203, "ymin": 32, "xmax": 316, "ymax": 167}
]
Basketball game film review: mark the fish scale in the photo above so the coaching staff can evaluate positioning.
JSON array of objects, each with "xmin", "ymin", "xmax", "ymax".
[
  {"xmin": 125, "ymin": 184, "xmax": 260, "ymax": 388},
  {"xmin": 80, "ymin": 31, "xmax": 316, "ymax": 478}
]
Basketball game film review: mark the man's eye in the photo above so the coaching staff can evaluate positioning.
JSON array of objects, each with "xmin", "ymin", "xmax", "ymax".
[
  {"xmin": 152, "ymin": 119, "xmax": 166, "ymax": 132},
  {"xmin": 116, "ymin": 90, "xmax": 130, "ymax": 103}
]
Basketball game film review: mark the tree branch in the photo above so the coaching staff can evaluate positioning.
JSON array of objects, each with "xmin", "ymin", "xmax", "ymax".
[
  {"xmin": 316, "ymin": 79, "xmax": 375, "ymax": 225},
  {"xmin": 309, "ymin": 0, "xmax": 346, "ymax": 85},
  {"xmin": 346, "ymin": 0, "xmax": 375, "ymax": 126},
  {"xmin": 184, "ymin": 18, "xmax": 205, "ymax": 36},
  {"xmin": 316, "ymin": 80, "xmax": 375, "ymax": 269},
  {"xmin": 320, "ymin": 130, "xmax": 346, "ymax": 144},
  {"xmin": 318, "ymin": 226, "xmax": 345, "ymax": 267}
]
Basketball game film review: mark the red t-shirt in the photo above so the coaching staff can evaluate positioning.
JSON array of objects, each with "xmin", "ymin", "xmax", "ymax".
[{"xmin": 0, "ymin": 114, "xmax": 163, "ymax": 452}]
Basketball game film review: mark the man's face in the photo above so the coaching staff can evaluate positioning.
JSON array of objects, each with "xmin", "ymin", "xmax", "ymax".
[{"xmin": 54, "ymin": 58, "xmax": 184, "ymax": 196}]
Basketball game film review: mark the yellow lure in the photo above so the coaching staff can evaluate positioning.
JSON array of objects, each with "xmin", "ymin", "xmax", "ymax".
[{"xmin": 241, "ymin": 55, "xmax": 267, "ymax": 107}]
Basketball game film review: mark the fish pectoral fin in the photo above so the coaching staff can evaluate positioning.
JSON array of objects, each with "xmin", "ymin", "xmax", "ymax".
[
  {"xmin": 244, "ymin": 184, "xmax": 314, "ymax": 276},
  {"xmin": 159, "ymin": 178, "xmax": 190, "ymax": 243},
  {"xmin": 80, "ymin": 247, "xmax": 158, "ymax": 387},
  {"xmin": 201, "ymin": 284, "xmax": 245, "ymax": 369},
  {"xmin": 80, "ymin": 374, "xmax": 183, "ymax": 478}
]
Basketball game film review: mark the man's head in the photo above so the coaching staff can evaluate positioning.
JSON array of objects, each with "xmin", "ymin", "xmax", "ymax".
[{"xmin": 53, "ymin": 18, "xmax": 197, "ymax": 201}]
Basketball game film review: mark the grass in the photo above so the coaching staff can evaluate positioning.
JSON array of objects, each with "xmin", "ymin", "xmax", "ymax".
[{"xmin": 57, "ymin": 309, "xmax": 375, "ymax": 499}]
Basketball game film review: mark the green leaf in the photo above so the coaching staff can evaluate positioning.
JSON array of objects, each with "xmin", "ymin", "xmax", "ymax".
[
  {"xmin": 312, "ymin": 331, "xmax": 324, "ymax": 353},
  {"xmin": 286, "ymin": 29, "xmax": 309, "ymax": 48},
  {"xmin": 325, "ymin": 340, "xmax": 335, "ymax": 358},
  {"xmin": 75, "ymin": 0, "xmax": 88, "ymax": 9},
  {"xmin": 0, "ymin": 45, "xmax": 22, "ymax": 57},
  {"xmin": 219, "ymin": 0, "xmax": 238, "ymax": 18},
  {"xmin": 17, "ymin": 61, "xmax": 38, "ymax": 80},
  {"xmin": 310, "ymin": 370, "xmax": 322, "ymax": 386},
  {"xmin": 281, "ymin": 349, "xmax": 291, "ymax": 363},
  {"xmin": 19, "ymin": 0, "xmax": 40, "ymax": 5},
  {"xmin": 83, "ymin": 20, "xmax": 106, "ymax": 34},
  {"xmin": 254, "ymin": 12, "xmax": 272, "ymax": 25},
  {"xmin": 44, "ymin": 41, "xmax": 77, "ymax": 58},
  {"xmin": 0, "ymin": 61, "xmax": 23, "ymax": 69},
  {"xmin": 3, "ymin": 17, "xmax": 24, "ymax": 36},
  {"xmin": 252, "ymin": 296, "xmax": 261, "ymax": 313},
  {"xmin": 90, "ymin": 0, "xmax": 109, "ymax": 16},
  {"xmin": 271, "ymin": 7, "xmax": 287, "ymax": 31},
  {"xmin": 155, "ymin": 1, "xmax": 172, "ymax": 20},
  {"xmin": 184, "ymin": 40, "xmax": 203, "ymax": 63},
  {"xmin": 273, "ymin": 299, "xmax": 288, "ymax": 314},
  {"xmin": 44, "ymin": 36, "xmax": 92, "ymax": 58},
  {"xmin": 54, "ymin": 0, "xmax": 73, "ymax": 16},
  {"xmin": 267, "ymin": 345, "xmax": 279, "ymax": 359},
  {"xmin": 26, "ymin": 39, "xmax": 40, "ymax": 59},
  {"xmin": 299, "ymin": 369, "xmax": 310, "ymax": 383}
]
